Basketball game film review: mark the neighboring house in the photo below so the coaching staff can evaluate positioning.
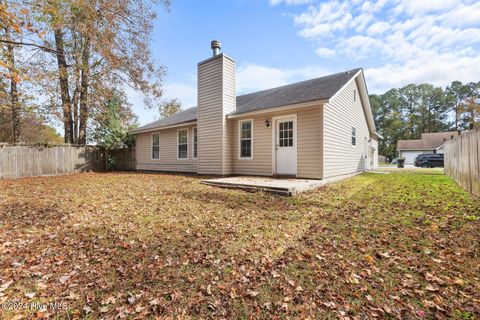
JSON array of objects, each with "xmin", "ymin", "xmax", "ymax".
[
  {"xmin": 397, "ymin": 131, "xmax": 459, "ymax": 164},
  {"xmin": 133, "ymin": 41, "xmax": 380, "ymax": 180}
]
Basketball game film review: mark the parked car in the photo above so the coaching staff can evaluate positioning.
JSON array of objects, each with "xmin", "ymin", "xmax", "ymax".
[{"xmin": 414, "ymin": 153, "xmax": 444, "ymax": 168}]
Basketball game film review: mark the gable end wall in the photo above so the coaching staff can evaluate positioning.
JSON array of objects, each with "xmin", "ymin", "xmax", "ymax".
[{"xmin": 323, "ymin": 78, "xmax": 370, "ymax": 178}]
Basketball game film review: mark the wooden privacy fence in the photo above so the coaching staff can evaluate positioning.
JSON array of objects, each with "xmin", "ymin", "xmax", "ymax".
[
  {"xmin": 0, "ymin": 145, "xmax": 135, "ymax": 179},
  {"xmin": 444, "ymin": 128, "xmax": 480, "ymax": 197}
]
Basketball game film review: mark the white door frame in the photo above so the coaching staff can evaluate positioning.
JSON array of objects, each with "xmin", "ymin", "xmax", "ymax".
[{"xmin": 271, "ymin": 114, "xmax": 298, "ymax": 175}]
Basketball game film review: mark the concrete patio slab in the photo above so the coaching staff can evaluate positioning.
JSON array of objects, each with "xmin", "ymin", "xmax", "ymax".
[
  {"xmin": 202, "ymin": 176, "xmax": 323, "ymax": 195},
  {"xmin": 201, "ymin": 172, "xmax": 361, "ymax": 195}
]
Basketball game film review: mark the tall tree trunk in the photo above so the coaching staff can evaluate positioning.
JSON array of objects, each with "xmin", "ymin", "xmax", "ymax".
[
  {"xmin": 54, "ymin": 28, "xmax": 73, "ymax": 143},
  {"xmin": 4, "ymin": 26, "xmax": 20, "ymax": 144},
  {"xmin": 427, "ymin": 106, "xmax": 432, "ymax": 133},
  {"xmin": 78, "ymin": 37, "xmax": 90, "ymax": 145},
  {"xmin": 72, "ymin": 89, "xmax": 79, "ymax": 142},
  {"xmin": 71, "ymin": 32, "xmax": 82, "ymax": 144},
  {"xmin": 72, "ymin": 66, "xmax": 80, "ymax": 143}
]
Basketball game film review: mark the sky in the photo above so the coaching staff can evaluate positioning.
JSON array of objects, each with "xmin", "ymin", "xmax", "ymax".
[{"xmin": 130, "ymin": 0, "xmax": 480, "ymax": 126}]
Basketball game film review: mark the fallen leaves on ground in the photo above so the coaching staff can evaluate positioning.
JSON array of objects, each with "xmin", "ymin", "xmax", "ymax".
[{"xmin": 0, "ymin": 171, "xmax": 479, "ymax": 319}]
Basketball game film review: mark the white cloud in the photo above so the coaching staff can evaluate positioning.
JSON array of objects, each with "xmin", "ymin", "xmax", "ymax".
[
  {"xmin": 236, "ymin": 64, "xmax": 290, "ymax": 92},
  {"xmin": 315, "ymin": 47, "xmax": 336, "ymax": 57},
  {"xmin": 236, "ymin": 63, "xmax": 331, "ymax": 94},
  {"xmin": 339, "ymin": 35, "xmax": 388, "ymax": 59},
  {"xmin": 126, "ymin": 79, "xmax": 198, "ymax": 125},
  {"xmin": 365, "ymin": 51, "xmax": 480, "ymax": 93},
  {"xmin": 270, "ymin": 0, "xmax": 311, "ymax": 6},
  {"xmin": 163, "ymin": 82, "xmax": 197, "ymax": 108},
  {"xmin": 289, "ymin": 0, "xmax": 480, "ymax": 92},
  {"xmin": 438, "ymin": 2, "xmax": 480, "ymax": 27},
  {"xmin": 394, "ymin": 0, "xmax": 458, "ymax": 16},
  {"xmin": 366, "ymin": 21, "xmax": 390, "ymax": 36}
]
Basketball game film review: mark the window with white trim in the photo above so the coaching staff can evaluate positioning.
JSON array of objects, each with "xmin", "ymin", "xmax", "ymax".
[
  {"xmin": 152, "ymin": 133, "xmax": 159, "ymax": 159},
  {"xmin": 239, "ymin": 120, "xmax": 252, "ymax": 159},
  {"xmin": 351, "ymin": 127, "xmax": 356, "ymax": 146},
  {"xmin": 193, "ymin": 127, "xmax": 198, "ymax": 159},
  {"xmin": 178, "ymin": 129, "xmax": 188, "ymax": 159}
]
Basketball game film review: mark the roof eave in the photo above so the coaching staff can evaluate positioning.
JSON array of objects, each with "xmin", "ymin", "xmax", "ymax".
[
  {"xmin": 227, "ymin": 99, "xmax": 328, "ymax": 119},
  {"xmin": 132, "ymin": 121, "xmax": 198, "ymax": 134}
]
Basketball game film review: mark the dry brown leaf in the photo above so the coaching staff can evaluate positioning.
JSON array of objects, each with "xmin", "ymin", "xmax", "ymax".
[
  {"xmin": 246, "ymin": 290, "xmax": 259, "ymax": 298},
  {"xmin": 0, "ymin": 280, "xmax": 13, "ymax": 292}
]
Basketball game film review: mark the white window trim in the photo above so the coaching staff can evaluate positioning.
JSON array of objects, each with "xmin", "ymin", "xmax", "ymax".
[
  {"xmin": 151, "ymin": 133, "xmax": 160, "ymax": 160},
  {"xmin": 351, "ymin": 127, "xmax": 357, "ymax": 147},
  {"xmin": 238, "ymin": 119, "xmax": 253, "ymax": 160},
  {"xmin": 177, "ymin": 128, "xmax": 188, "ymax": 160},
  {"xmin": 192, "ymin": 127, "xmax": 198, "ymax": 159}
]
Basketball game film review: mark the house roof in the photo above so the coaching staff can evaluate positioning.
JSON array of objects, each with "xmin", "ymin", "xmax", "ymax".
[
  {"xmin": 134, "ymin": 68, "xmax": 362, "ymax": 133},
  {"xmin": 397, "ymin": 131, "xmax": 459, "ymax": 151},
  {"xmin": 135, "ymin": 107, "xmax": 198, "ymax": 132},
  {"xmin": 232, "ymin": 68, "xmax": 362, "ymax": 115}
]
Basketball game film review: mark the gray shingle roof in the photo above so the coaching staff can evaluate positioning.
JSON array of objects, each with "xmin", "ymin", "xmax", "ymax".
[
  {"xmin": 233, "ymin": 68, "xmax": 362, "ymax": 115},
  {"xmin": 134, "ymin": 68, "xmax": 361, "ymax": 132},
  {"xmin": 134, "ymin": 107, "xmax": 198, "ymax": 132}
]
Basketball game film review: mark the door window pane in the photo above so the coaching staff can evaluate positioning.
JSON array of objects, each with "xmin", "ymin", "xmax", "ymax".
[{"xmin": 278, "ymin": 121, "xmax": 293, "ymax": 148}]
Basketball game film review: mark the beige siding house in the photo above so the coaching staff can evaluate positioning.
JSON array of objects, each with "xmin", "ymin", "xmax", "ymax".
[{"xmin": 133, "ymin": 41, "xmax": 380, "ymax": 180}]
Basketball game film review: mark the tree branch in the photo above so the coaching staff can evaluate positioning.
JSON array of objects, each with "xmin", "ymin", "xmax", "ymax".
[{"xmin": 0, "ymin": 38, "xmax": 59, "ymax": 54}]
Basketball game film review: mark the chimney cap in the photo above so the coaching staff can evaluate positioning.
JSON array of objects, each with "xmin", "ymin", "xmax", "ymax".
[
  {"xmin": 211, "ymin": 40, "xmax": 221, "ymax": 56},
  {"xmin": 211, "ymin": 40, "xmax": 221, "ymax": 50}
]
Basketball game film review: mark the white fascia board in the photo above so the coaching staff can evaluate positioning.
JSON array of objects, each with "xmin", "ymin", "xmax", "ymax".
[
  {"xmin": 226, "ymin": 100, "xmax": 326, "ymax": 119},
  {"xmin": 132, "ymin": 121, "xmax": 197, "ymax": 134}
]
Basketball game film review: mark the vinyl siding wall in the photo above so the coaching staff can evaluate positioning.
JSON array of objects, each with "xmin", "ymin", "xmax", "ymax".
[
  {"xmin": 222, "ymin": 57, "xmax": 236, "ymax": 174},
  {"xmin": 323, "ymin": 79, "xmax": 370, "ymax": 178},
  {"xmin": 197, "ymin": 55, "xmax": 236, "ymax": 175},
  {"xmin": 232, "ymin": 106, "xmax": 323, "ymax": 179},
  {"xmin": 135, "ymin": 125, "xmax": 197, "ymax": 172}
]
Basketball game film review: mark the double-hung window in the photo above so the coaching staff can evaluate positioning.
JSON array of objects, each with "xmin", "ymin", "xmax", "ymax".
[
  {"xmin": 193, "ymin": 128, "xmax": 198, "ymax": 159},
  {"xmin": 178, "ymin": 129, "xmax": 188, "ymax": 159},
  {"xmin": 351, "ymin": 127, "xmax": 356, "ymax": 146},
  {"xmin": 239, "ymin": 120, "xmax": 252, "ymax": 159},
  {"xmin": 152, "ymin": 133, "xmax": 160, "ymax": 159}
]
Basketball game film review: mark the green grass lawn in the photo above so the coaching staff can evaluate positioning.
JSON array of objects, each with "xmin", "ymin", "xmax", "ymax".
[{"xmin": 0, "ymin": 172, "xmax": 478, "ymax": 319}]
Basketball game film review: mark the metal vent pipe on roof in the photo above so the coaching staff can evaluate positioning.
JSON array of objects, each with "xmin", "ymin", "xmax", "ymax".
[{"xmin": 211, "ymin": 40, "xmax": 221, "ymax": 56}]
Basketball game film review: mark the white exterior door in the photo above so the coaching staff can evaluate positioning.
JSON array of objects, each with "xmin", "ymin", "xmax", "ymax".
[{"xmin": 274, "ymin": 117, "xmax": 297, "ymax": 175}]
